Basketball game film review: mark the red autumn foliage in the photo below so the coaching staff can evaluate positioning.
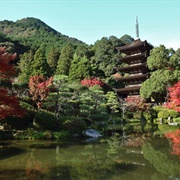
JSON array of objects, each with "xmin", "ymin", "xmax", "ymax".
[
  {"xmin": 165, "ymin": 129, "xmax": 180, "ymax": 158},
  {"xmin": 125, "ymin": 96, "xmax": 149, "ymax": 112},
  {"xmin": 0, "ymin": 47, "xmax": 25, "ymax": 119},
  {"xmin": 80, "ymin": 77, "xmax": 104, "ymax": 87},
  {"xmin": 29, "ymin": 75, "xmax": 53, "ymax": 109},
  {"xmin": 164, "ymin": 81, "xmax": 180, "ymax": 112}
]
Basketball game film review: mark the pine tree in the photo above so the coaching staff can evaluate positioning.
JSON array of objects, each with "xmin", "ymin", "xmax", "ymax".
[
  {"xmin": 47, "ymin": 47, "xmax": 60, "ymax": 75},
  {"xmin": 32, "ymin": 46, "xmax": 51, "ymax": 77},
  {"xmin": 18, "ymin": 50, "xmax": 34, "ymax": 84},
  {"xmin": 55, "ymin": 43, "xmax": 75, "ymax": 76},
  {"xmin": 69, "ymin": 54, "xmax": 91, "ymax": 82}
]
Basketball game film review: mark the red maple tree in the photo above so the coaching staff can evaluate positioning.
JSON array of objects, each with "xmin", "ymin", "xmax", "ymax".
[
  {"xmin": 29, "ymin": 75, "xmax": 53, "ymax": 109},
  {"xmin": 165, "ymin": 129, "xmax": 180, "ymax": 158},
  {"xmin": 0, "ymin": 47, "xmax": 25, "ymax": 119},
  {"xmin": 80, "ymin": 77, "xmax": 104, "ymax": 87},
  {"xmin": 164, "ymin": 81, "xmax": 180, "ymax": 112},
  {"xmin": 125, "ymin": 96, "xmax": 149, "ymax": 112}
]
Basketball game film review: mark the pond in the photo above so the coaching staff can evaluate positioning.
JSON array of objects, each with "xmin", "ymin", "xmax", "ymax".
[{"xmin": 0, "ymin": 126, "xmax": 180, "ymax": 180}]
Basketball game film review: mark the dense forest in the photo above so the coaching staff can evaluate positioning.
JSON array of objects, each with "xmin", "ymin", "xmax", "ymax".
[{"xmin": 0, "ymin": 17, "xmax": 180, "ymax": 140}]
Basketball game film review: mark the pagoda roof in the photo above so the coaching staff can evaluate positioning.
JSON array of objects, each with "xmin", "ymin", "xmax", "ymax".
[
  {"xmin": 116, "ymin": 39, "xmax": 153, "ymax": 55},
  {"xmin": 115, "ymin": 74, "xmax": 148, "ymax": 82},
  {"xmin": 117, "ymin": 62, "xmax": 148, "ymax": 73},
  {"xmin": 114, "ymin": 85, "xmax": 141, "ymax": 94},
  {"xmin": 118, "ymin": 51, "xmax": 147, "ymax": 62}
]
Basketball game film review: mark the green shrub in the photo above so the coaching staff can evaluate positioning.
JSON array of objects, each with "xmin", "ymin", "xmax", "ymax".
[
  {"xmin": 168, "ymin": 110, "xmax": 179, "ymax": 118},
  {"xmin": 52, "ymin": 131, "xmax": 70, "ymax": 139},
  {"xmin": 157, "ymin": 111, "xmax": 169, "ymax": 119},
  {"xmin": 34, "ymin": 110, "xmax": 58, "ymax": 130},
  {"xmin": 143, "ymin": 112, "xmax": 152, "ymax": 121},
  {"xmin": 173, "ymin": 117, "xmax": 180, "ymax": 123},
  {"xmin": 157, "ymin": 109, "xmax": 179, "ymax": 119},
  {"xmin": 3, "ymin": 116, "xmax": 30, "ymax": 130},
  {"xmin": 124, "ymin": 111, "xmax": 133, "ymax": 119},
  {"xmin": 62, "ymin": 118, "xmax": 85, "ymax": 133},
  {"xmin": 133, "ymin": 112, "xmax": 141, "ymax": 119},
  {"xmin": 153, "ymin": 105, "xmax": 166, "ymax": 112},
  {"xmin": 20, "ymin": 101, "xmax": 34, "ymax": 111}
]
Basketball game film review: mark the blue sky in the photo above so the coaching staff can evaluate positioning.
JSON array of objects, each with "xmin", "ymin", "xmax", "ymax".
[{"xmin": 0, "ymin": 0, "xmax": 180, "ymax": 50}]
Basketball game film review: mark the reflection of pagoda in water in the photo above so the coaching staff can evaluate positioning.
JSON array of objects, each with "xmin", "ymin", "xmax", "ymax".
[{"xmin": 114, "ymin": 18, "xmax": 153, "ymax": 97}]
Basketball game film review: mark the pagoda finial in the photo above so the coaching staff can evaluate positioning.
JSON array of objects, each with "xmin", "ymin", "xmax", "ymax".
[{"xmin": 136, "ymin": 16, "xmax": 139, "ymax": 39}]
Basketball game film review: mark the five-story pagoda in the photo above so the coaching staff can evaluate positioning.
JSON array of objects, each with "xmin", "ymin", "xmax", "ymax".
[{"xmin": 114, "ymin": 18, "xmax": 153, "ymax": 97}]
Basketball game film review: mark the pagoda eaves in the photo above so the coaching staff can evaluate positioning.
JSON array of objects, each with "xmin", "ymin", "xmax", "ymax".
[{"xmin": 116, "ymin": 39, "xmax": 153, "ymax": 55}]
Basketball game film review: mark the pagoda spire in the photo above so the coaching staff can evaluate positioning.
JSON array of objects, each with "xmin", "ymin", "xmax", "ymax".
[{"xmin": 136, "ymin": 16, "xmax": 139, "ymax": 39}]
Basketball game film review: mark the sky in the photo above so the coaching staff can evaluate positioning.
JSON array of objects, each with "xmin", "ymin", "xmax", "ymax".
[{"xmin": 0, "ymin": 0, "xmax": 180, "ymax": 50}]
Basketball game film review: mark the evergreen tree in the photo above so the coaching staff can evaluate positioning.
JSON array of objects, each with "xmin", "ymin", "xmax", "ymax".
[
  {"xmin": 69, "ymin": 54, "xmax": 91, "ymax": 82},
  {"xmin": 55, "ymin": 43, "xmax": 75, "ymax": 76},
  {"xmin": 140, "ymin": 45, "xmax": 180, "ymax": 102},
  {"xmin": 47, "ymin": 47, "xmax": 60, "ymax": 75},
  {"xmin": 93, "ymin": 36, "xmax": 121, "ymax": 77},
  {"xmin": 32, "ymin": 46, "xmax": 51, "ymax": 77},
  {"xmin": 18, "ymin": 50, "xmax": 34, "ymax": 84},
  {"xmin": 68, "ymin": 54, "xmax": 80, "ymax": 82}
]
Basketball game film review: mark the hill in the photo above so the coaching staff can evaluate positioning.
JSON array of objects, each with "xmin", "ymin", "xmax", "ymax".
[{"xmin": 0, "ymin": 17, "xmax": 84, "ymax": 53}]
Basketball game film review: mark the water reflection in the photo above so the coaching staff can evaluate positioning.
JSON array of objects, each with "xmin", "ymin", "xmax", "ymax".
[{"xmin": 0, "ymin": 128, "xmax": 180, "ymax": 179}]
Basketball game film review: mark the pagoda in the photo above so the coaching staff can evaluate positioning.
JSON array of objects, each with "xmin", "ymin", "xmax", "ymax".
[{"xmin": 114, "ymin": 18, "xmax": 153, "ymax": 97}]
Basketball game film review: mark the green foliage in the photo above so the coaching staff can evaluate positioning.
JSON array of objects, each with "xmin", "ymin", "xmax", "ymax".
[
  {"xmin": 157, "ymin": 111, "xmax": 170, "ymax": 119},
  {"xmin": 46, "ymin": 47, "xmax": 60, "ymax": 75},
  {"xmin": 169, "ymin": 48, "xmax": 180, "ymax": 69},
  {"xmin": 68, "ymin": 54, "xmax": 91, "ymax": 82},
  {"xmin": 32, "ymin": 47, "xmax": 51, "ymax": 76},
  {"xmin": 119, "ymin": 34, "xmax": 134, "ymax": 45},
  {"xmin": 143, "ymin": 111, "xmax": 153, "ymax": 121},
  {"xmin": 158, "ymin": 124, "xmax": 178, "ymax": 134},
  {"xmin": 133, "ymin": 112, "xmax": 141, "ymax": 119},
  {"xmin": 93, "ymin": 36, "xmax": 122, "ymax": 77},
  {"xmin": 20, "ymin": 101, "xmax": 36, "ymax": 119},
  {"xmin": 18, "ymin": 50, "xmax": 34, "ymax": 83},
  {"xmin": 79, "ymin": 85, "xmax": 107, "ymax": 121},
  {"xmin": 173, "ymin": 117, "xmax": 180, "ymax": 123},
  {"xmin": 140, "ymin": 69, "xmax": 180, "ymax": 101},
  {"xmin": 147, "ymin": 45, "xmax": 170, "ymax": 70},
  {"xmin": 141, "ymin": 46, "xmax": 180, "ymax": 102},
  {"xmin": 56, "ymin": 43, "xmax": 75, "ymax": 76},
  {"xmin": 157, "ymin": 109, "xmax": 179, "ymax": 119},
  {"xmin": 153, "ymin": 105, "xmax": 166, "ymax": 112},
  {"xmin": 168, "ymin": 109, "xmax": 179, "ymax": 118},
  {"xmin": 62, "ymin": 118, "xmax": 85, "ymax": 133},
  {"xmin": 0, "ymin": 17, "xmax": 83, "ymax": 52},
  {"xmin": 34, "ymin": 110, "xmax": 58, "ymax": 130},
  {"xmin": 52, "ymin": 131, "xmax": 70, "ymax": 139},
  {"xmin": 105, "ymin": 91, "xmax": 120, "ymax": 114},
  {"xmin": 153, "ymin": 106, "xmax": 179, "ymax": 119},
  {"xmin": 142, "ymin": 142, "xmax": 180, "ymax": 176}
]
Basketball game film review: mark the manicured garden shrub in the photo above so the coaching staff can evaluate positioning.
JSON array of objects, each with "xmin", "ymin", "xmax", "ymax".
[
  {"xmin": 124, "ymin": 111, "xmax": 133, "ymax": 119},
  {"xmin": 157, "ymin": 110, "xmax": 169, "ymax": 119},
  {"xmin": 62, "ymin": 118, "xmax": 85, "ymax": 133},
  {"xmin": 173, "ymin": 117, "xmax": 180, "ymax": 123},
  {"xmin": 133, "ymin": 112, "xmax": 141, "ymax": 119},
  {"xmin": 158, "ymin": 109, "xmax": 179, "ymax": 119},
  {"xmin": 34, "ymin": 110, "xmax": 59, "ymax": 130},
  {"xmin": 153, "ymin": 105, "xmax": 166, "ymax": 112},
  {"xmin": 143, "ymin": 112, "xmax": 152, "ymax": 121},
  {"xmin": 168, "ymin": 110, "xmax": 179, "ymax": 118}
]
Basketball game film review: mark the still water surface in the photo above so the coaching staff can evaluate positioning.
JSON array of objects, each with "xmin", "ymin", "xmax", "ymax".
[{"xmin": 0, "ymin": 132, "xmax": 180, "ymax": 180}]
